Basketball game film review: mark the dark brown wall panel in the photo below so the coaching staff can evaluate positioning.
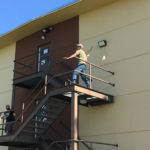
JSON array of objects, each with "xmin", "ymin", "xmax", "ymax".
[{"xmin": 11, "ymin": 16, "xmax": 79, "ymax": 150}]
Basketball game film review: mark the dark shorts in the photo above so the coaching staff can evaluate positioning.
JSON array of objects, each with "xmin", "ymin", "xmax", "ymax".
[{"xmin": 5, "ymin": 122, "xmax": 14, "ymax": 133}]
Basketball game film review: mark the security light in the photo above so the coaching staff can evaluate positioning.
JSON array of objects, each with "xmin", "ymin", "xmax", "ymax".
[
  {"xmin": 98, "ymin": 40, "xmax": 107, "ymax": 48},
  {"xmin": 41, "ymin": 34, "xmax": 46, "ymax": 40},
  {"xmin": 42, "ymin": 28, "xmax": 47, "ymax": 33},
  {"xmin": 42, "ymin": 27, "xmax": 53, "ymax": 33},
  {"xmin": 41, "ymin": 26, "xmax": 53, "ymax": 40}
]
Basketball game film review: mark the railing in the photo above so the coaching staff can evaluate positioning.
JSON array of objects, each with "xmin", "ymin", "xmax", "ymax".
[
  {"xmin": 13, "ymin": 47, "xmax": 115, "ymax": 87},
  {"xmin": 45, "ymin": 58, "xmax": 115, "ymax": 89},
  {"xmin": 74, "ymin": 57, "xmax": 115, "ymax": 88},
  {"xmin": 0, "ymin": 111, "xmax": 7, "ymax": 136},
  {"xmin": 14, "ymin": 53, "xmax": 38, "ymax": 78},
  {"xmin": 0, "ymin": 66, "xmax": 114, "ymax": 137},
  {"xmin": 13, "ymin": 43, "xmax": 77, "ymax": 79},
  {"xmin": 0, "ymin": 49, "xmax": 115, "ymax": 138},
  {"xmin": 0, "ymin": 71, "xmax": 72, "ymax": 137},
  {"xmin": 0, "ymin": 78, "xmax": 45, "ymax": 137},
  {"xmin": 48, "ymin": 139, "xmax": 118, "ymax": 150}
]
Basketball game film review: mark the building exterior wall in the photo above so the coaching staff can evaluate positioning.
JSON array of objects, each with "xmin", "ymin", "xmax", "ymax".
[
  {"xmin": 0, "ymin": 43, "xmax": 16, "ymax": 150},
  {"xmin": 79, "ymin": 0, "xmax": 150, "ymax": 149},
  {"xmin": 10, "ymin": 17, "xmax": 79, "ymax": 150}
]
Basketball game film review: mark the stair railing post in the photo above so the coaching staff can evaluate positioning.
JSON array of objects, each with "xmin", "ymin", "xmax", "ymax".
[
  {"xmin": 44, "ymin": 74, "xmax": 48, "ymax": 95},
  {"xmin": 90, "ymin": 143, "xmax": 93, "ymax": 150},
  {"xmin": 1, "ymin": 116, "xmax": 4, "ymax": 136},
  {"xmin": 71, "ymin": 92, "xmax": 78, "ymax": 150},
  {"xmin": 89, "ymin": 63, "xmax": 92, "ymax": 89},
  {"xmin": 21, "ymin": 103, "xmax": 25, "ymax": 123}
]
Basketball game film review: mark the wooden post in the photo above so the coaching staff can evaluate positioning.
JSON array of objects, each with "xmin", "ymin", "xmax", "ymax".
[{"xmin": 71, "ymin": 92, "xmax": 78, "ymax": 150}]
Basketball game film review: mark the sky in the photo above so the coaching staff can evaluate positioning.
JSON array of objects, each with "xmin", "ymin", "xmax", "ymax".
[{"xmin": 0, "ymin": 0, "xmax": 78, "ymax": 36}]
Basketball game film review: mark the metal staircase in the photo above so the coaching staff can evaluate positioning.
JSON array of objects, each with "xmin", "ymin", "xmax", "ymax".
[
  {"xmin": 0, "ymin": 53, "xmax": 116, "ymax": 150},
  {"xmin": 0, "ymin": 84, "xmax": 71, "ymax": 149}
]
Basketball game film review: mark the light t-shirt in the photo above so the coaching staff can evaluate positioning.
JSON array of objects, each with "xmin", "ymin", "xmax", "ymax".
[{"xmin": 76, "ymin": 49, "xmax": 87, "ymax": 65}]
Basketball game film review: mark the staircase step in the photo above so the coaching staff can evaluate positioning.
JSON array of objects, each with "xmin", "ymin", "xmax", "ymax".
[
  {"xmin": 41, "ymin": 108, "xmax": 60, "ymax": 114},
  {"xmin": 27, "ymin": 125, "xmax": 47, "ymax": 129},
  {"xmin": 46, "ymin": 103, "xmax": 65, "ymax": 108},
  {"xmin": 51, "ymin": 97, "xmax": 66, "ymax": 103},
  {"xmin": 32, "ymin": 119, "xmax": 50, "ymax": 124},
  {"xmin": 36, "ymin": 114, "xmax": 56, "ymax": 120},
  {"xmin": 23, "ymin": 130, "xmax": 42, "ymax": 134}
]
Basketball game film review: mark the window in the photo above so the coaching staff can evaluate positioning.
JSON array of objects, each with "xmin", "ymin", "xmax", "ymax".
[
  {"xmin": 38, "ymin": 44, "xmax": 50, "ymax": 72},
  {"xmin": 42, "ymin": 48, "xmax": 49, "ymax": 55},
  {"xmin": 40, "ymin": 57, "xmax": 49, "ymax": 66}
]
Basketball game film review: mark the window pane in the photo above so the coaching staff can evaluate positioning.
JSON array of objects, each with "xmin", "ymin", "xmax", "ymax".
[
  {"xmin": 40, "ymin": 57, "xmax": 49, "ymax": 66},
  {"xmin": 41, "ymin": 59, "xmax": 46, "ymax": 66},
  {"xmin": 42, "ymin": 48, "xmax": 49, "ymax": 55}
]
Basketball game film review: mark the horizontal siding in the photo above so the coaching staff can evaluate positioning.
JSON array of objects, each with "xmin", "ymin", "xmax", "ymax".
[
  {"xmin": 79, "ymin": 0, "xmax": 150, "ymax": 150},
  {"xmin": 0, "ymin": 43, "xmax": 15, "ymax": 150}
]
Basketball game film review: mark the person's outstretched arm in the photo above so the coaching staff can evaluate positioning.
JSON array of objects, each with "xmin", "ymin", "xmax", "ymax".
[{"xmin": 63, "ymin": 52, "xmax": 77, "ymax": 60}]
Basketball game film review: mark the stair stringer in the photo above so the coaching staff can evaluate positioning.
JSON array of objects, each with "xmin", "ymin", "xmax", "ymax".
[
  {"xmin": 13, "ymin": 86, "xmax": 73, "ymax": 139},
  {"xmin": 0, "ymin": 86, "xmax": 74, "ymax": 147}
]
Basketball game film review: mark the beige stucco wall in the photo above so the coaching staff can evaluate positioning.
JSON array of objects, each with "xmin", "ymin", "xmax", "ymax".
[
  {"xmin": 79, "ymin": 0, "xmax": 150, "ymax": 149},
  {"xmin": 0, "ymin": 43, "xmax": 15, "ymax": 150}
]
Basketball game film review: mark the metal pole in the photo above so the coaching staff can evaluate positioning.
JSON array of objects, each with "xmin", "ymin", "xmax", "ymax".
[
  {"xmin": 89, "ymin": 63, "xmax": 92, "ymax": 89},
  {"xmin": 34, "ymin": 53, "xmax": 37, "ymax": 72},
  {"xmin": 44, "ymin": 74, "xmax": 48, "ymax": 95},
  {"xmin": 2, "ymin": 117, "xmax": 4, "ymax": 136},
  {"xmin": 21, "ymin": 103, "xmax": 24, "ymax": 123},
  {"xmin": 75, "ymin": 57, "xmax": 114, "ymax": 75},
  {"xmin": 71, "ymin": 92, "xmax": 78, "ymax": 150}
]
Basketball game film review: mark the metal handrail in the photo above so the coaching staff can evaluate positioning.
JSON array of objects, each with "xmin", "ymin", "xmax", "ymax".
[
  {"xmin": 0, "ymin": 51, "xmax": 115, "ymax": 137},
  {"xmin": 75, "ymin": 57, "xmax": 114, "ymax": 75},
  {"xmin": 48, "ymin": 139, "xmax": 118, "ymax": 149},
  {"xmin": 75, "ymin": 70, "xmax": 115, "ymax": 86},
  {"xmin": 0, "ymin": 68, "xmax": 114, "ymax": 136},
  {"xmin": 14, "ymin": 52, "xmax": 37, "ymax": 61},
  {"xmin": 14, "ymin": 61, "xmax": 33, "ymax": 69},
  {"xmin": 14, "ymin": 67, "xmax": 113, "ymax": 122},
  {"xmin": 0, "ymin": 79, "xmax": 44, "ymax": 136},
  {"xmin": 12, "ymin": 70, "xmax": 73, "ymax": 124},
  {"xmin": 0, "ymin": 78, "xmax": 43, "ymax": 118}
]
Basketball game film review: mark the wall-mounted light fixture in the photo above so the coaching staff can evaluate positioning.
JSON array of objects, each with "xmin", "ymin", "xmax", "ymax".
[
  {"xmin": 41, "ymin": 26, "xmax": 53, "ymax": 40},
  {"xmin": 42, "ymin": 27, "xmax": 53, "ymax": 33},
  {"xmin": 41, "ymin": 34, "xmax": 46, "ymax": 40},
  {"xmin": 98, "ymin": 40, "xmax": 107, "ymax": 48}
]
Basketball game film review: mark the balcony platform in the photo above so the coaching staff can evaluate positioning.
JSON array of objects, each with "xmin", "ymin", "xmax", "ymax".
[
  {"xmin": 13, "ymin": 72, "xmax": 45, "ymax": 89},
  {"xmin": 0, "ymin": 84, "xmax": 114, "ymax": 148},
  {"xmin": 51, "ymin": 84, "xmax": 114, "ymax": 106},
  {"xmin": 13, "ymin": 72, "xmax": 64, "ymax": 89},
  {"xmin": 0, "ymin": 135, "xmax": 37, "ymax": 147}
]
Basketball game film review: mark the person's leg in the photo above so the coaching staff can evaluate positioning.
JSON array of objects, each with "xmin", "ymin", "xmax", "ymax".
[
  {"xmin": 5, "ymin": 122, "xmax": 13, "ymax": 135},
  {"xmin": 72, "ymin": 64, "xmax": 82, "ymax": 84},
  {"xmin": 80, "ymin": 65, "xmax": 90, "ymax": 88},
  {"xmin": 5, "ymin": 122, "xmax": 9, "ymax": 135},
  {"xmin": 8, "ymin": 122, "xmax": 14, "ymax": 134}
]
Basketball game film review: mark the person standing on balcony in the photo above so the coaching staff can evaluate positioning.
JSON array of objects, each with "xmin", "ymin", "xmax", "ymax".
[
  {"xmin": 63, "ymin": 43, "xmax": 90, "ymax": 88},
  {"xmin": 3, "ymin": 105, "xmax": 15, "ymax": 135}
]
